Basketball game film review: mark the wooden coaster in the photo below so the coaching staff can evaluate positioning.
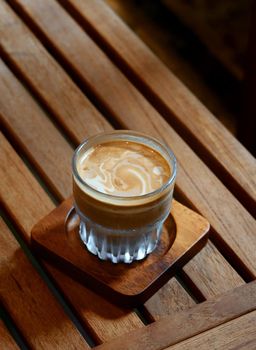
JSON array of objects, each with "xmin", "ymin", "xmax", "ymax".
[{"xmin": 31, "ymin": 197, "xmax": 209, "ymax": 307}]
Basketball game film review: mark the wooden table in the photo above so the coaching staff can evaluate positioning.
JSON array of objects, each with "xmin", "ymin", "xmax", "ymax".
[{"xmin": 0, "ymin": 0, "xmax": 255, "ymax": 349}]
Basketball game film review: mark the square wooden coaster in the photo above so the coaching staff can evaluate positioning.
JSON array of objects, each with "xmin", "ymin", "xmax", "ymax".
[{"xmin": 31, "ymin": 197, "xmax": 209, "ymax": 307}]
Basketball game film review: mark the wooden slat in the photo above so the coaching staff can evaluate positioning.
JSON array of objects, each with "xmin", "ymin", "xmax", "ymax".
[
  {"xmin": 58, "ymin": 0, "xmax": 256, "ymax": 216},
  {"xmin": 0, "ymin": 59, "xmax": 73, "ymax": 200},
  {"xmin": 145, "ymin": 240, "xmax": 244, "ymax": 319},
  {"xmin": 182, "ymin": 240, "xmax": 244, "ymax": 299},
  {"xmin": 0, "ymin": 3, "xmax": 111, "ymax": 146},
  {"xmin": 0, "ymin": 218, "xmax": 88, "ymax": 349},
  {"xmin": 45, "ymin": 264, "xmax": 142, "ymax": 343},
  {"xmin": 0, "ymin": 320, "xmax": 19, "ymax": 350},
  {"xmin": 166, "ymin": 311, "xmax": 256, "ymax": 350},
  {"xmin": 0, "ymin": 45, "xmax": 244, "ymax": 320},
  {"xmin": 95, "ymin": 281, "xmax": 256, "ymax": 350},
  {"xmin": 144, "ymin": 278, "xmax": 195, "ymax": 320},
  {"xmin": 0, "ymin": 136, "xmax": 143, "ymax": 342},
  {"xmin": 0, "ymin": 135, "xmax": 54, "ymax": 237},
  {"xmin": 3, "ymin": 0, "xmax": 255, "ymax": 281}
]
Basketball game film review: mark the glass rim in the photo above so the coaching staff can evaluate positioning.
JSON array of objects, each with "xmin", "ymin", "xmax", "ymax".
[{"xmin": 72, "ymin": 130, "xmax": 177, "ymax": 202}]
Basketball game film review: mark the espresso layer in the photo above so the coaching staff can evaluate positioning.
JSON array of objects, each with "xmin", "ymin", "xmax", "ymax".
[
  {"xmin": 73, "ymin": 179, "xmax": 173, "ymax": 229},
  {"xmin": 77, "ymin": 141, "xmax": 170, "ymax": 196}
]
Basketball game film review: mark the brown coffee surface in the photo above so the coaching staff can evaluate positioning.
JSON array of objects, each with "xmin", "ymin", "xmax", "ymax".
[{"xmin": 77, "ymin": 141, "xmax": 170, "ymax": 196}]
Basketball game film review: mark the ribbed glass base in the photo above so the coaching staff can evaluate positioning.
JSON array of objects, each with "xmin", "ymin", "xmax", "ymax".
[{"xmin": 79, "ymin": 217, "xmax": 163, "ymax": 263}]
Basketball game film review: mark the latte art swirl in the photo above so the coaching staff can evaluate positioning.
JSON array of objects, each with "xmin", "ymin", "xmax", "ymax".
[{"xmin": 77, "ymin": 141, "xmax": 170, "ymax": 196}]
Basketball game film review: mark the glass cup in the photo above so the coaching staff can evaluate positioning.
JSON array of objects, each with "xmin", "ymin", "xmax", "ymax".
[{"xmin": 72, "ymin": 131, "xmax": 176, "ymax": 263}]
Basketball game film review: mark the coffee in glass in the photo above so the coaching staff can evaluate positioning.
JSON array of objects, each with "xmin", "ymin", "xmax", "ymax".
[{"xmin": 72, "ymin": 131, "xmax": 176, "ymax": 263}]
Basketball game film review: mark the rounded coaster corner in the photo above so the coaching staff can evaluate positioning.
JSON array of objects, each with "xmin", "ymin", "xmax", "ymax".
[{"xmin": 31, "ymin": 197, "xmax": 209, "ymax": 307}]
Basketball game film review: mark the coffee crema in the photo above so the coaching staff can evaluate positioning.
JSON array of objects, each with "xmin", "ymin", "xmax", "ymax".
[{"xmin": 77, "ymin": 141, "xmax": 170, "ymax": 197}]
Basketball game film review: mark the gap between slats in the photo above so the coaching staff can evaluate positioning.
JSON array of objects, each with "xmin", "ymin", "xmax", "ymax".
[{"xmin": 0, "ymin": 304, "xmax": 29, "ymax": 350}]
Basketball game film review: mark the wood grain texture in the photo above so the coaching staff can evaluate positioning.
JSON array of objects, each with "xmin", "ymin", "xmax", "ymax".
[
  {"xmin": 4, "ymin": 0, "xmax": 256, "ymax": 280},
  {"xmin": 182, "ymin": 241, "xmax": 244, "ymax": 299},
  {"xmin": 45, "ymin": 264, "xmax": 143, "ymax": 343},
  {"xmin": 59, "ymin": 0, "xmax": 256, "ymax": 216},
  {"xmin": 0, "ymin": 2, "xmax": 248, "ymax": 314},
  {"xmin": 0, "ymin": 134, "xmax": 144, "ymax": 343},
  {"xmin": 0, "ymin": 133, "xmax": 54, "ymax": 237},
  {"xmin": 0, "ymin": 219, "xmax": 88, "ymax": 349},
  {"xmin": 0, "ymin": 320, "xmax": 19, "ymax": 350},
  {"xmin": 0, "ymin": 1, "xmax": 111, "ymax": 146},
  {"xmin": 144, "ymin": 278, "xmax": 195, "ymax": 320},
  {"xmin": 95, "ymin": 281, "xmax": 256, "ymax": 350},
  {"xmin": 166, "ymin": 311, "xmax": 256, "ymax": 350},
  {"xmin": 0, "ymin": 59, "xmax": 73, "ymax": 200}
]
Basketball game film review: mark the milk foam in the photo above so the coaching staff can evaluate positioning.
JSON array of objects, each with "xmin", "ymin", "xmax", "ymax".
[{"xmin": 77, "ymin": 141, "xmax": 170, "ymax": 196}]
